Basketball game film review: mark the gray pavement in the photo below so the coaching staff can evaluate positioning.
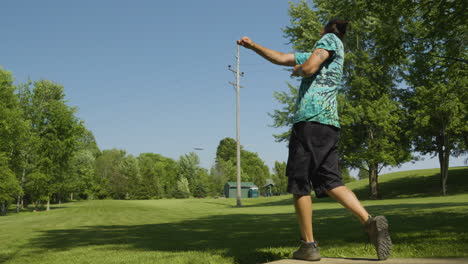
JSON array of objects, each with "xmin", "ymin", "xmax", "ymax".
[{"xmin": 264, "ymin": 258, "xmax": 468, "ymax": 264}]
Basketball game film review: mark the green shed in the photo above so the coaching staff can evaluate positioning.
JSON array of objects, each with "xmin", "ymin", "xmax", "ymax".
[{"xmin": 224, "ymin": 182, "xmax": 259, "ymax": 198}]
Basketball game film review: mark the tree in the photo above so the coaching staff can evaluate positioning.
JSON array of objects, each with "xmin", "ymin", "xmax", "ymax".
[
  {"xmin": 215, "ymin": 137, "xmax": 270, "ymax": 188},
  {"xmin": 94, "ymin": 149, "xmax": 128, "ymax": 199},
  {"xmin": 0, "ymin": 154, "xmax": 21, "ymax": 216},
  {"xmin": 0, "ymin": 69, "xmax": 29, "ymax": 213},
  {"xmin": 20, "ymin": 80, "xmax": 84, "ymax": 209},
  {"xmin": 357, "ymin": 167, "xmax": 368, "ymax": 180},
  {"xmin": 401, "ymin": 0, "xmax": 468, "ymax": 195},
  {"xmin": 178, "ymin": 152, "xmax": 200, "ymax": 193},
  {"xmin": 68, "ymin": 129, "xmax": 100, "ymax": 200},
  {"xmin": 192, "ymin": 168, "xmax": 209, "ymax": 198},
  {"xmin": 174, "ymin": 177, "xmax": 190, "ymax": 199},
  {"xmin": 340, "ymin": 167, "xmax": 355, "ymax": 184},
  {"xmin": 269, "ymin": 84, "xmax": 298, "ymax": 143},
  {"xmin": 211, "ymin": 159, "xmax": 236, "ymax": 196},
  {"xmin": 271, "ymin": 161, "xmax": 287, "ymax": 194},
  {"xmin": 137, "ymin": 153, "xmax": 178, "ymax": 199},
  {"xmin": 69, "ymin": 149, "xmax": 96, "ymax": 200},
  {"xmin": 215, "ymin": 138, "xmax": 238, "ymax": 162},
  {"xmin": 121, "ymin": 155, "xmax": 140, "ymax": 199},
  {"xmin": 24, "ymin": 171, "xmax": 51, "ymax": 210}
]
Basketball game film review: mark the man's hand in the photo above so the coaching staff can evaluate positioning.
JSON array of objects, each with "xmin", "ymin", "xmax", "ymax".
[
  {"xmin": 237, "ymin": 37, "xmax": 255, "ymax": 49},
  {"xmin": 291, "ymin": 65, "xmax": 305, "ymax": 77}
]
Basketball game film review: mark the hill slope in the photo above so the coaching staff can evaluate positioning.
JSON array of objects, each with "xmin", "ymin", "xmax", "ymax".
[{"xmin": 346, "ymin": 167, "xmax": 468, "ymax": 200}]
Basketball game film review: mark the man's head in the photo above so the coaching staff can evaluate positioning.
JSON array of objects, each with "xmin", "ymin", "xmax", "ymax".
[{"xmin": 320, "ymin": 19, "xmax": 349, "ymax": 40}]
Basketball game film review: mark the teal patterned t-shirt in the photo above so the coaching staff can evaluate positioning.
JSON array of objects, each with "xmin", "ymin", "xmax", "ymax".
[{"xmin": 293, "ymin": 33, "xmax": 344, "ymax": 128}]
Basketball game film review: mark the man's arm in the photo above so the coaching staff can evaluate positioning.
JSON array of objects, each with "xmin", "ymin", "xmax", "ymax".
[
  {"xmin": 291, "ymin": 48, "xmax": 331, "ymax": 77},
  {"xmin": 237, "ymin": 37, "xmax": 295, "ymax": 66}
]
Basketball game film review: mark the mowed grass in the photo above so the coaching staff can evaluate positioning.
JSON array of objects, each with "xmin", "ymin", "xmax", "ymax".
[{"xmin": 1, "ymin": 167, "xmax": 467, "ymax": 264}]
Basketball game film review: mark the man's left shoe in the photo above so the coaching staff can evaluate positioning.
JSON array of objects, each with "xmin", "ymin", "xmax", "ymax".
[
  {"xmin": 292, "ymin": 240, "xmax": 321, "ymax": 261},
  {"xmin": 364, "ymin": 215, "xmax": 392, "ymax": 260}
]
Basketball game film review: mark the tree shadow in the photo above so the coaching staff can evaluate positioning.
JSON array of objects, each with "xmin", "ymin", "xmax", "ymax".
[{"xmin": 25, "ymin": 202, "xmax": 468, "ymax": 264}]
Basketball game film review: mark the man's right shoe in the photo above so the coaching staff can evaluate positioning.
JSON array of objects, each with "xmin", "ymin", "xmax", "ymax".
[
  {"xmin": 292, "ymin": 240, "xmax": 321, "ymax": 261},
  {"xmin": 364, "ymin": 215, "xmax": 392, "ymax": 260}
]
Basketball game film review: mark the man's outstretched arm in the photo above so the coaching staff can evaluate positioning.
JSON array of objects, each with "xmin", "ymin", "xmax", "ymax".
[{"xmin": 237, "ymin": 37, "xmax": 295, "ymax": 66}]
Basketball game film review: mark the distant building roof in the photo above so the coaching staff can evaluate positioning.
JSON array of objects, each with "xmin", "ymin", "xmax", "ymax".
[
  {"xmin": 263, "ymin": 179, "xmax": 275, "ymax": 188},
  {"xmin": 225, "ymin": 182, "xmax": 258, "ymax": 188}
]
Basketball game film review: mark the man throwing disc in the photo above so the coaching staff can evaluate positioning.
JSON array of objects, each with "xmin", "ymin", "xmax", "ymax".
[{"xmin": 237, "ymin": 19, "xmax": 392, "ymax": 261}]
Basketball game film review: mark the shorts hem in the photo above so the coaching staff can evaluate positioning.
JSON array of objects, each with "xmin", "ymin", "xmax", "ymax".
[{"xmin": 314, "ymin": 182, "xmax": 344, "ymax": 198}]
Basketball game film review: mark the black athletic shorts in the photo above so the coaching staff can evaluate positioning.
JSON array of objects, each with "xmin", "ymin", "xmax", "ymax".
[{"xmin": 286, "ymin": 121, "xmax": 343, "ymax": 198}]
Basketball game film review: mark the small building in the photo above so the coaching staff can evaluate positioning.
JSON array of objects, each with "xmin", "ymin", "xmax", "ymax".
[
  {"xmin": 224, "ymin": 182, "xmax": 259, "ymax": 198},
  {"xmin": 263, "ymin": 178, "xmax": 275, "ymax": 197}
]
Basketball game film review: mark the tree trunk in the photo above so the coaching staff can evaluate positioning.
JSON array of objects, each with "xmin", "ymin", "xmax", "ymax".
[
  {"xmin": 16, "ymin": 195, "xmax": 21, "ymax": 213},
  {"xmin": 368, "ymin": 163, "xmax": 379, "ymax": 199},
  {"xmin": 46, "ymin": 198, "xmax": 50, "ymax": 211},
  {"xmin": 0, "ymin": 202, "xmax": 6, "ymax": 216},
  {"xmin": 70, "ymin": 193, "xmax": 73, "ymax": 201},
  {"xmin": 16, "ymin": 166, "xmax": 27, "ymax": 213},
  {"xmin": 436, "ymin": 133, "xmax": 451, "ymax": 196}
]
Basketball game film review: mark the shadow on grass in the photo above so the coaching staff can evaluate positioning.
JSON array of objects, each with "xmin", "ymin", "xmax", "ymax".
[{"xmin": 27, "ymin": 202, "xmax": 468, "ymax": 264}]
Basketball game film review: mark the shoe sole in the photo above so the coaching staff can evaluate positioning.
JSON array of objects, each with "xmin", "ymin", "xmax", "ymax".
[
  {"xmin": 293, "ymin": 255, "xmax": 321, "ymax": 261},
  {"xmin": 374, "ymin": 216, "xmax": 392, "ymax": 260}
]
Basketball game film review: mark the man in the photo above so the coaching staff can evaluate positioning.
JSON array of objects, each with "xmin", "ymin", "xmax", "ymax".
[{"xmin": 237, "ymin": 19, "xmax": 392, "ymax": 261}]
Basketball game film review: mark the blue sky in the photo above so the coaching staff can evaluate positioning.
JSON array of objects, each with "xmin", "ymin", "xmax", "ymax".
[{"xmin": 1, "ymin": 0, "xmax": 465, "ymax": 175}]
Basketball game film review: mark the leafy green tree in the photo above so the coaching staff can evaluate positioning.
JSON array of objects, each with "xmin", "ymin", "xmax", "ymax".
[
  {"xmin": 215, "ymin": 138, "xmax": 238, "ymax": 162},
  {"xmin": 215, "ymin": 137, "xmax": 270, "ymax": 188},
  {"xmin": 192, "ymin": 168, "xmax": 210, "ymax": 198},
  {"xmin": 271, "ymin": 161, "xmax": 287, "ymax": 194},
  {"xmin": 240, "ymin": 150, "xmax": 270, "ymax": 187},
  {"xmin": 211, "ymin": 159, "xmax": 236, "ymax": 196},
  {"xmin": 25, "ymin": 171, "xmax": 51, "ymax": 210},
  {"xmin": 21, "ymin": 80, "xmax": 84, "ymax": 209},
  {"xmin": 67, "ymin": 129, "xmax": 100, "ymax": 200},
  {"xmin": 0, "ymin": 154, "xmax": 21, "ymax": 216},
  {"xmin": 94, "ymin": 149, "xmax": 130, "ymax": 199},
  {"xmin": 357, "ymin": 167, "xmax": 368, "ymax": 180},
  {"xmin": 121, "ymin": 154, "xmax": 140, "ymax": 199},
  {"xmin": 69, "ymin": 149, "xmax": 96, "ymax": 200},
  {"xmin": 178, "ymin": 152, "xmax": 200, "ymax": 193},
  {"xmin": 400, "ymin": 0, "xmax": 468, "ymax": 195},
  {"xmin": 340, "ymin": 167, "xmax": 355, "ymax": 184},
  {"xmin": 137, "ymin": 153, "xmax": 178, "ymax": 199},
  {"xmin": 174, "ymin": 177, "xmax": 190, "ymax": 199},
  {"xmin": 0, "ymin": 69, "xmax": 29, "ymax": 212},
  {"xmin": 269, "ymin": 84, "xmax": 298, "ymax": 143}
]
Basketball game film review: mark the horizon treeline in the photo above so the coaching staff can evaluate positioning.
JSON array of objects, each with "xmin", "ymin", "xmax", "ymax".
[{"xmin": 0, "ymin": 69, "xmax": 300, "ymax": 215}]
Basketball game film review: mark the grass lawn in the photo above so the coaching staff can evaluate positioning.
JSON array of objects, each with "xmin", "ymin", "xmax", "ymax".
[{"xmin": 1, "ymin": 167, "xmax": 467, "ymax": 264}]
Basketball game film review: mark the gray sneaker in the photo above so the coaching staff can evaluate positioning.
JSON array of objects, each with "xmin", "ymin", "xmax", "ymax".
[
  {"xmin": 292, "ymin": 240, "xmax": 321, "ymax": 261},
  {"xmin": 364, "ymin": 215, "xmax": 392, "ymax": 260}
]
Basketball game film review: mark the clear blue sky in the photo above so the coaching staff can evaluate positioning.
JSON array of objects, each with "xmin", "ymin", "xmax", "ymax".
[{"xmin": 1, "ymin": 0, "xmax": 465, "ymax": 175}]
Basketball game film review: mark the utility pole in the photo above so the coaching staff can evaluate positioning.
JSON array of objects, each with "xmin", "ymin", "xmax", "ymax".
[{"xmin": 228, "ymin": 45, "xmax": 244, "ymax": 207}]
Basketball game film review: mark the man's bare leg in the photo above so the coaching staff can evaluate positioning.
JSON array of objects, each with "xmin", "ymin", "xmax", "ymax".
[
  {"xmin": 326, "ymin": 186, "xmax": 369, "ymax": 224},
  {"xmin": 294, "ymin": 194, "xmax": 314, "ymax": 242},
  {"xmin": 327, "ymin": 186, "xmax": 392, "ymax": 259}
]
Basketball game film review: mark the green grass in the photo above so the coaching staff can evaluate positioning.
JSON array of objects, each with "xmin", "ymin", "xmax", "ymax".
[{"xmin": 1, "ymin": 167, "xmax": 467, "ymax": 264}]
